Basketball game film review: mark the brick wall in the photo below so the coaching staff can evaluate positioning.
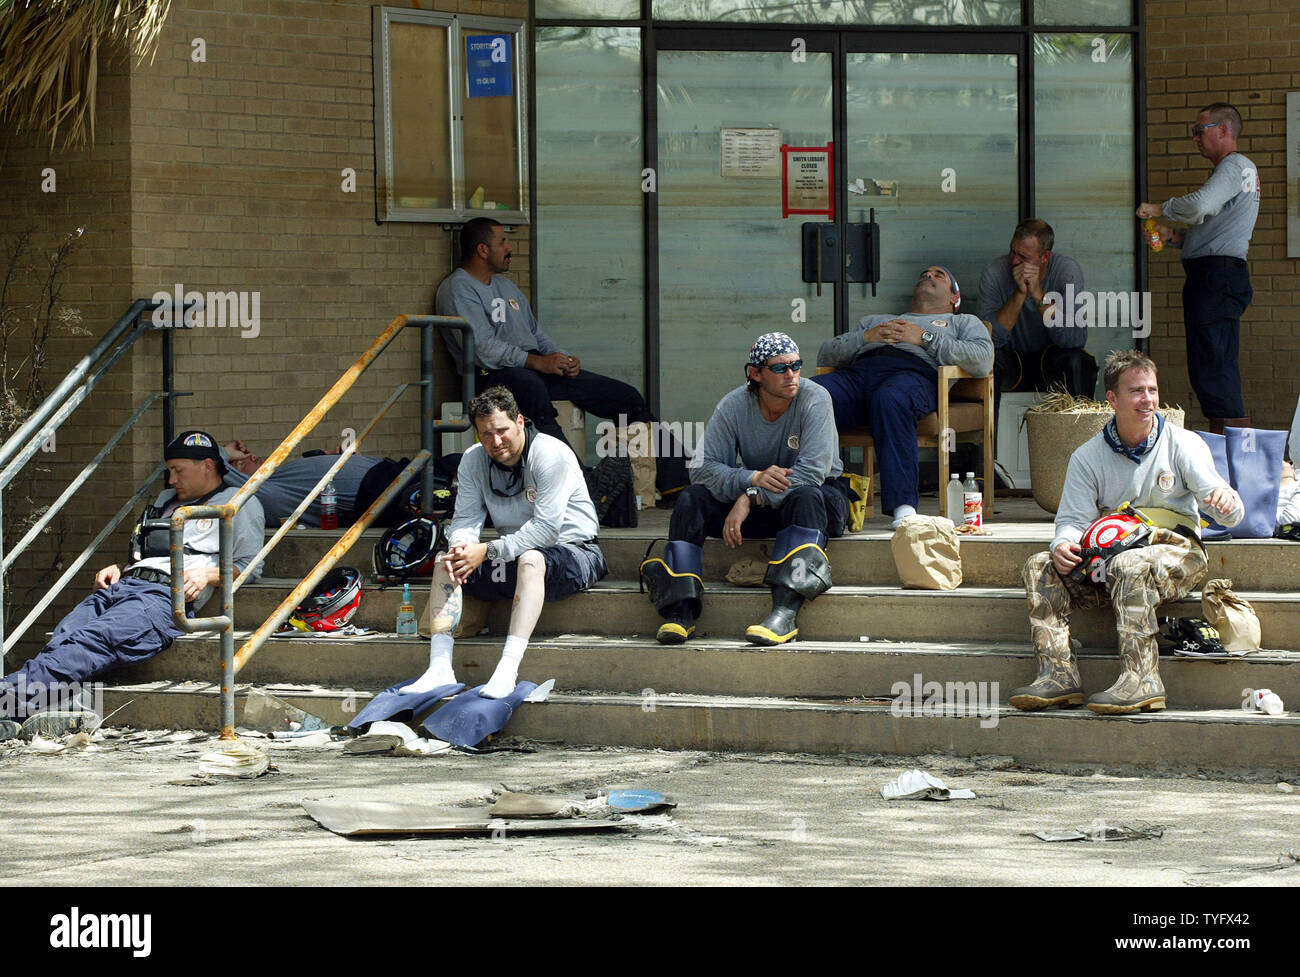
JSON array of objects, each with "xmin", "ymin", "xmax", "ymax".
[
  {"xmin": 1144, "ymin": 0, "xmax": 1299, "ymax": 431},
  {"xmin": 0, "ymin": 0, "xmax": 529, "ymax": 662}
]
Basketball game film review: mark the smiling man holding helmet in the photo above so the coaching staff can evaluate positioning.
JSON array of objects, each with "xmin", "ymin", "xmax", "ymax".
[{"xmin": 1012, "ymin": 351, "xmax": 1242, "ymax": 715}]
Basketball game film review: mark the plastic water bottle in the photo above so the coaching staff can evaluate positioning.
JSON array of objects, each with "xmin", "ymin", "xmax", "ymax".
[
  {"xmin": 320, "ymin": 481, "xmax": 338, "ymax": 530},
  {"xmin": 963, "ymin": 472, "xmax": 982, "ymax": 527},
  {"xmin": 946, "ymin": 473, "xmax": 964, "ymax": 523},
  {"xmin": 396, "ymin": 582, "xmax": 418, "ymax": 636}
]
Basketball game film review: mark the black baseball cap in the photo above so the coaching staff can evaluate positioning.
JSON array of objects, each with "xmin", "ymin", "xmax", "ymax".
[{"xmin": 165, "ymin": 430, "xmax": 225, "ymax": 473}]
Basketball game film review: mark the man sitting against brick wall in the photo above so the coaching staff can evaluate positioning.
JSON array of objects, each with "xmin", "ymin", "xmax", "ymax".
[
  {"xmin": 1011, "ymin": 351, "xmax": 1242, "ymax": 715},
  {"xmin": 0, "ymin": 431, "xmax": 264, "ymax": 738}
]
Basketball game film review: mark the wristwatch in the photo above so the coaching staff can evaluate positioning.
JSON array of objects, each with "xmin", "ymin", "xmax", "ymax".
[
  {"xmin": 485, "ymin": 541, "xmax": 501, "ymax": 563},
  {"xmin": 745, "ymin": 486, "xmax": 762, "ymax": 505},
  {"xmin": 921, "ymin": 331, "xmax": 936, "ymax": 347}
]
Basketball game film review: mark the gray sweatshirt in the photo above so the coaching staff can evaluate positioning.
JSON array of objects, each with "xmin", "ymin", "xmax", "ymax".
[
  {"xmin": 1053, "ymin": 422, "xmax": 1243, "ymax": 552},
  {"xmin": 435, "ymin": 268, "xmax": 565, "ymax": 373},
  {"xmin": 1165, "ymin": 152, "xmax": 1259, "ymax": 260},
  {"xmin": 691, "ymin": 382, "xmax": 843, "ymax": 506},
  {"xmin": 817, "ymin": 312, "xmax": 994, "ymax": 377},
  {"xmin": 448, "ymin": 431, "xmax": 598, "ymax": 562},
  {"xmin": 223, "ymin": 454, "xmax": 378, "ymax": 527}
]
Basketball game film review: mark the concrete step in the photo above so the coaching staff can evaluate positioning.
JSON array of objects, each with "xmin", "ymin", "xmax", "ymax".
[
  {"xmin": 97, "ymin": 681, "xmax": 1300, "ymax": 774},
  {"xmin": 130, "ymin": 633, "xmax": 1300, "ymax": 711},
  {"xmin": 235, "ymin": 578, "xmax": 1300, "ymax": 648},
  {"xmin": 258, "ymin": 527, "xmax": 1300, "ymax": 591}
]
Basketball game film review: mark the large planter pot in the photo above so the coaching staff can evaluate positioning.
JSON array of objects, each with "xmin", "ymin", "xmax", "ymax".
[{"xmin": 1027, "ymin": 408, "xmax": 1185, "ymax": 514}]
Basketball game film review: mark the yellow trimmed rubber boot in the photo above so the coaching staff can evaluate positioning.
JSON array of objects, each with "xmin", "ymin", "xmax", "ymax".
[
  {"xmin": 640, "ymin": 540, "xmax": 704, "ymax": 646},
  {"xmin": 745, "ymin": 585, "xmax": 805, "ymax": 645}
]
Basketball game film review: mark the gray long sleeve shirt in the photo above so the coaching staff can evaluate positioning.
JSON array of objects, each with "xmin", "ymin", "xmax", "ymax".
[
  {"xmin": 434, "ymin": 268, "xmax": 565, "ymax": 374},
  {"xmin": 447, "ymin": 432, "xmax": 598, "ymax": 562},
  {"xmin": 691, "ymin": 382, "xmax": 843, "ymax": 506},
  {"xmin": 817, "ymin": 312, "xmax": 994, "ymax": 378},
  {"xmin": 222, "ymin": 454, "xmax": 379, "ymax": 527},
  {"xmin": 1165, "ymin": 152, "xmax": 1259, "ymax": 260},
  {"xmin": 976, "ymin": 253, "xmax": 1088, "ymax": 353},
  {"xmin": 1053, "ymin": 423, "xmax": 1243, "ymax": 552}
]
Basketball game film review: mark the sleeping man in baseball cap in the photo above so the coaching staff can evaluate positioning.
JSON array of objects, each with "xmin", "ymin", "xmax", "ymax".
[{"xmin": 0, "ymin": 430, "xmax": 264, "ymax": 739}]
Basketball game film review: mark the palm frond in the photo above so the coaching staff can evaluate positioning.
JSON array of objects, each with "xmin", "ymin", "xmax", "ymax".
[{"xmin": 0, "ymin": 0, "xmax": 172, "ymax": 149}]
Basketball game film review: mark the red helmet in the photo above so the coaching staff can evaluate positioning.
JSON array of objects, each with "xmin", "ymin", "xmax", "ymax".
[
  {"xmin": 289, "ymin": 567, "xmax": 362, "ymax": 632},
  {"xmin": 1080, "ymin": 512, "xmax": 1145, "ymax": 552}
]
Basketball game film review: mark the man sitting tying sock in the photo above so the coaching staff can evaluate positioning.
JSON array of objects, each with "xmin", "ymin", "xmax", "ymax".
[{"xmin": 402, "ymin": 386, "xmax": 607, "ymax": 699}]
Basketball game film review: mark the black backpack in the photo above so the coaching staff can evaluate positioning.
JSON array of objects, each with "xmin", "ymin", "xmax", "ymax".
[{"xmin": 584, "ymin": 456, "xmax": 637, "ymax": 528}]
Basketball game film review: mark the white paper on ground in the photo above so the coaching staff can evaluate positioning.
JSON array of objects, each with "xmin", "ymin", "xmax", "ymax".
[
  {"xmin": 525, "ymin": 679, "xmax": 555, "ymax": 703},
  {"xmin": 881, "ymin": 769, "xmax": 976, "ymax": 801},
  {"xmin": 198, "ymin": 740, "xmax": 270, "ymax": 778}
]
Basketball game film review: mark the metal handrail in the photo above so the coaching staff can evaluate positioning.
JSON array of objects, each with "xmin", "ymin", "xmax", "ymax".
[
  {"xmin": 166, "ymin": 313, "xmax": 474, "ymax": 738},
  {"xmin": 0, "ymin": 299, "xmax": 180, "ymax": 666}
]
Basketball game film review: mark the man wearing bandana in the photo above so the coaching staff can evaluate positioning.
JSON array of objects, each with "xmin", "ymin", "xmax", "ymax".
[
  {"xmin": 0, "ymin": 431, "xmax": 264, "ymax": 733},
  {"xmin": 402, "ymin": 386, "xmax": 607, "ymax": 699},
  {"xmin": 813, "ymin": 265, "xmax": 994, "ymax": 529},
  {"xmin": 640, "ymin": 332, "xmax": 845, "ymax": 646},
  {"xmin": 1012, "ymin": 351, "xmax": 1242, "ymax": 715}
]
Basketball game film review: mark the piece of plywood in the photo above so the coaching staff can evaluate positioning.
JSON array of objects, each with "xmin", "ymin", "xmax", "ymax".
[{"xmin": 302, "ymin": 799, "xmax": 626, "ymax": 837}]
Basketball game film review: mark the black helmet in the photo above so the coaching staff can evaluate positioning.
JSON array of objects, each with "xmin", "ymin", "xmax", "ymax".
[{"xmin": 374, "ymin": 517, "xmax": 442, "ymax": 581}]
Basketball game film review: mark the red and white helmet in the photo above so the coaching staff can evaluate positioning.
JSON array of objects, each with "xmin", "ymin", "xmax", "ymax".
[
  {"xmin": 289, "ymin": 567, "xmax": 362, "ymax": 632},
  {"xmin": 1080, "ymin": 512, "xmax": 1146, "ymax": 552}
]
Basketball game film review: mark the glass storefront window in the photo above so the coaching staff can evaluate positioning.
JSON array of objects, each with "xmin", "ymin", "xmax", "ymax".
[
  {"xmin": 537, "ymin": 0, "xmax": 641, "ymax": 19},
  {"xmin": 652, "ymin": 0, "xmax": 1019, "ymax": 26},
  {"xmin": 1034, "ymin": 33, "xmax": 1135, "ymax": 380},
  {"xmin": 536, "ymin": 28, "xmax": 646, "ymax": 413},
  {"xmin": 1034, "ymin": 0, "xmax": 1133, "ymax": 27}
]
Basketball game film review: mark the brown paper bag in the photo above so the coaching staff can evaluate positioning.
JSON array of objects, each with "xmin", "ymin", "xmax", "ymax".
[
  {"xmin": 726, "ymin": 544, "xmax": 770, "ymax": 586},
  {"xmin": 419, "ymin": 590, "xmax": 490, "ymax": 638},
  {"xmin": 1201, "ymin": 578, "xmax": 1261, "ymax": 651},
  {"xmin": 890, "ymin": 516, "xmax": 962, "ymax": 590}
]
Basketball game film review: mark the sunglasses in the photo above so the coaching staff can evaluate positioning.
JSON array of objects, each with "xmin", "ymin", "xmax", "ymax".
[
  {"xmin": 763, "ymin": 360, "xmax": 803, "ymax": 374},
  {"xmin": 1190, "ymin": 122, "xmax": 1222, "ymax": 136}
]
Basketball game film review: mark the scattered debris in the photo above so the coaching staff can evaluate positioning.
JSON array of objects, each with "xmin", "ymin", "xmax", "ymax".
[
  {"xmin": 1277, "ymin": 782, "xmax": 1294, "ymax": 793},
  {"xmin": 608, "ymin": 789, "xmax": 677, "ymax": 814},
  {"xmin": 881, "ymin": 769, "xmax": 976, "ymax": 801},
  {"xmin": 1032, "ymin": 822, "xmax": 1166, "ymax": 843},
  {"xmin": 198, "ymin": 740, "xmax": 270, "ymax": 779},
  {"xmin": 301, "ymin": 798, "xmax": 628, "ymax": 838},
  {"xmin": 242, "ymin": 689, "xmax": 328, "ymax": 733}
]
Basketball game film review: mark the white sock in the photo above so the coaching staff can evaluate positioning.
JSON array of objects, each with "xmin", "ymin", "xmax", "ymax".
[
  {"xmin": 481, "ymin": 635, "xmax": 527, "ymax": 699},
  {"xmin": 891, "ymin": 504, "xmax": 917, "ymax": 530},
  {"xmin": 400, "ymin": 634, "xmax": 457, "ymax": 693}
]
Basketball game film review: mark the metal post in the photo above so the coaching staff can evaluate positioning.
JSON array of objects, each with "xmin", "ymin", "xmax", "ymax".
[
  {"xmin": 421, "ymin": 320, "xmax": 435, "ymax": 508},
  {"xmin": 219, "ymin": 515, "xmax": 235, "ymax": 739}
]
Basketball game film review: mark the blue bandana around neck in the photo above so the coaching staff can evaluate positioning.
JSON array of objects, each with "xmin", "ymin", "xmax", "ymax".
[{"xmin": 1103, "ymin": 411, "xmax": 1164, "ymax": 463}]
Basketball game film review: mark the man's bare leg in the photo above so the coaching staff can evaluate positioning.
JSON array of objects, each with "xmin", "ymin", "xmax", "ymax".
[
  {"xmin": 481, "ymin": 549, "xmax": 546, "ymax": 699},
  {"xmin": 401, "ymin": 556, "xmax": 461, "ymax": 693}
]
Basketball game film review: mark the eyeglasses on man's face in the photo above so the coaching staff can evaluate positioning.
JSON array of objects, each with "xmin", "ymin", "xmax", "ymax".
[
  {"xmin": 1190, "ymin": 122, "xmax": 1222, "ymax": 137},
  {"xmin": 764, "ymin": 360, "xmax": 803, "ymax": 374}
]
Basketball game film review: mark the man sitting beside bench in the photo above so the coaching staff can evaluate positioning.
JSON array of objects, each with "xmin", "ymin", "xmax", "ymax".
[{"xmin": 811, "ymin": 266, "xmax": 993, "ymax": 529}]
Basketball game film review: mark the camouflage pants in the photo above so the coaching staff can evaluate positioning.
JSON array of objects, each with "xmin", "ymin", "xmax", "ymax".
[{"xmin": 1023, "ymin": 529, "xmax": 1208, "ymax": 662}]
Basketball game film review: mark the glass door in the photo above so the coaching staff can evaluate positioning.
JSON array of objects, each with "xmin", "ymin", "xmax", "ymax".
[
  {"xmin": 655, "ymin": 37, "xmax": 835, "ymax": 425},
  {"xmin": 841, "ymin": 38, "xmax": 1020, "ymax": 326}
]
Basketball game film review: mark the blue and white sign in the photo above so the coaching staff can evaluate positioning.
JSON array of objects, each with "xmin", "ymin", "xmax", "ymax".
[{"xmin": 466, "ymin": 34, "xmax": 513, "ymax": 98}]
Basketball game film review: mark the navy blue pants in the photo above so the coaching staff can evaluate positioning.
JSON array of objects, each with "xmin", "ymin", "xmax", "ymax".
[
  {"xmin": 1182, "ymin": 257, "xmax": 1251, "ymax": 419},
  {"xmin": 479, "ymin": 367, "xmax": 653, "ymax": 448},
  {"xmin": 0, "ymin": 577, "xmax": 184, "ymax": 720},
  {"xmin": 810, "ymin": 351, "xmax": 938, "ymax": 515},
  {"xmin": 461, "ymin": 541, "xmax": 608, "ymax": 603},
  {"xmin": 669, "ymin": 481, "xmax": 848, "ymax": 546}
]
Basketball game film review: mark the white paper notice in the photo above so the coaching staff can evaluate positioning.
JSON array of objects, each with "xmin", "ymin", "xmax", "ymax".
[{"xmin": 720, "ymin": 128, "xmax": 782, "ymax": 179}]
